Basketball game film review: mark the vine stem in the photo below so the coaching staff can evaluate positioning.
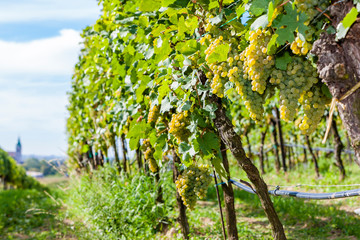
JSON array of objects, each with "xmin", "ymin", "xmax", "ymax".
[{"xmin": 213, "ymin": 169, "xmax": 227, "ymax": 240}]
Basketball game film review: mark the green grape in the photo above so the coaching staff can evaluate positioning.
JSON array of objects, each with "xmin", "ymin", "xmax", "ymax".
[
  {"xmin": 148, "ymin": 104, "xmax": 160, "ymax": 124},
  {"xmin": 240, "ymin": 29, "xmax": 275, "ymax": 94},
  {"xmin": 233, "ymin": 74, "xmax": 265, "ymax": 122},
  {"xmin": 294, "ymin": 0, "xmax": 330, "ymax": 23},
  {"xmin": 175, "ymin": 164, "xmax": 212, "ymax": 210},
  {"xmin": 290, "ymin": 35, "xmax": 312, "ymax": 55},
  {"xmin": 271, "ymin": 57, "xmax": 319, "ymax": 122},
  {"xmin": 148, "ymin": 158, "xmax": 159, "ymax": 173},
  {"xmin": 142, "ymin": 139, "xmax": 159, "ymax": 173},
  {"xmin": 298, "ymin": 85, "xmax": 331, "ymax": 135},
  {"xmin": 169, "ymin": 111, "xmax": 190, "ymax": 143}
]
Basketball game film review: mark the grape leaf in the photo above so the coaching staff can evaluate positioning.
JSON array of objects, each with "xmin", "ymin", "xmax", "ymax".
[
  {"xmin": 211, "ymin": 156, "xmax": 228, "ymax": 183},
  {"xmin": 197, "ymin": 131, "xmax": 220, "ymax": 155},
  {"xmin": 275, "ymin": 52, "xmax": 292, "ymax": 70},
  {"xmin": 160, "ymin": 96, "xmax": 172, "ymax": 113},
  {"xmin": 267, "ymin": 33, "xmax": 278, "ymax": 55},
  {"xmin": 206, "ymin": 43, "xmax": 230, "ymax": 63},
  {"xmin": 250, "ymin": 15, "xmax": 268, "ymax": 30},
  {"xmin": 336, "ymin": 7, "xmax": 358, "ymax": 41},
  {"xmin": 176, "ymin": 40, "xmax": 199, "ymax": 56},
  {"xmin": 140, "ymin": 0, "xmax": 161, "ymax": 12},
  {"xmin": 273, "ymin": 4, "xmax": 308, "ymax": 45},
  {"xmin": 127, "ymin": 121, "xmax": 148, "ymax": 150},
  {"xmin": 267, "ymin": 1, "xmax": 274, "ymax": 22},
  {"xmin": 321, "ymin": 84, "xmax": 333, "ymax": 99},
  {"xmin": 249, "ymin": 0, "xmax": 268, "ymax": 16}
]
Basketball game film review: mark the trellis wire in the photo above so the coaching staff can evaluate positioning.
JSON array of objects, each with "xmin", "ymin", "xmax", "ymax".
[
  {"xmin": 229, "ymin": 179, "xmax": 360, "ymax": 200},
  {"xmin": 268, "ymin": 183, "xmax": 360, "ymax": 189}
]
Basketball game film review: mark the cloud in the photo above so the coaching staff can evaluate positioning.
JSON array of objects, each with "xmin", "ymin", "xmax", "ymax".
[
  {"xmin": 0, "ymin": 0, "xmax": 100, "ymax": 23},
  {"xmin": 0, "ymin": 28, "xmax": 83, "ymax": 155},
  {"xmin": 0, "ymin": 29, "xmax": 82, "ymax": 76}
]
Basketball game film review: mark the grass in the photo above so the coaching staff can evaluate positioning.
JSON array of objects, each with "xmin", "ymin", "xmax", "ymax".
[
  {"xmin": 0, "ymin": 175, "xmax": 87, "ymax": 240},
  {"xmin": 1, "ymin": 159, "xmax": 359, "ymax": 240}
]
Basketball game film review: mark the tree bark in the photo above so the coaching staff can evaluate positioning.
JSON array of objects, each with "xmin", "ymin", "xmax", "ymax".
[
  {"xmin": 311, "ymin": 0, "xmax": 360, "ymax": 165},
  {"xmin": 220, "ymin": 140, "xmax": 239, "ymax": 240},
  {"xmin": 136, "ymin": 143, "xmax": 143, "ymax": 171},
  {"xmin": 3, "ymin": 177, "xmax": 7, "ymax": 190},
  {"xmin": 207, "ymin": 96, "xmax": 286, "ymax": 240},
  {"xmin": 287, "ymin": 147, "xmax": 292, "ymax": 170},
  {"xmin": 331, "ymin": 117, "xmax": 346, "ymax": 180},
  {"xmin": 155, "ymin": 172, "xmax": 164, "ymax": 203},
  {"xmin": 305, "ymin": 136, "xmax": 320, "ymax": 178},
  {"xmin": 99, "ymin": 150, "xmax": 105, "ymax": 167},
  {"xmin": 88, "ymin": 145, "xmax": 96, "ymax": 171},
  {"xmin": 270, "ymin": 118, "xmax": 281, "ymax": 172},
  {"xmin": 303, "ymin": 148, "xmax": 308, "ymax": 164},
  {"xmin": 245, "ymin": 131, "xmax": 252, "ymax": 159},
  {"xmin": 274, "ymin": 107, "xmax": 287, "ymax": 172},
  {"xmin": 346, "ymin": 133, "xmax": 353, "ymax": 163},
  {"xmin": 111, "ymin": 136, "xmax": 122, "ymax": 172},
  {"xmin": 259, "ymin": 126, "xmax": 268, "ymax": 175},
  {"xmin": 120, "ymin": 133, "xmax": 127, "ymax": 173},
  {"xmin": 172, "ymin": 150, "xmax": 190, "ymax": 239}
]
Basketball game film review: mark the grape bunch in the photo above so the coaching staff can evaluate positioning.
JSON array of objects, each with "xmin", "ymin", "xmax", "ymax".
[
  {"xmin": 201, "ymin": 32, "xmax": 265, "ymax": 121},
  {"xmin": 142, "ymin": 139, "xmax": 159, "ymax": 173},
  {"xmin": 270, "ymin": 57, "xmax": 319, "ymax": 121},
  {"xmin": 203, "ymin": 34, "xmax": 228, "ymax": 98},
  {"xmin": 298, "ymin": 86, "xmax": 331, "ymax": 135},
  {"xmin": 290, "ymin": 35, "xmax": 312, "ymax": 55},
  {"xmin": 148, "ymin": 104, "xmax": 160, "ymax": 124},
  {"xmin": 233, "ymin": 75, "xmax": 265, "ymax": 122},
  {"xmin": 169, "ymin": 111, "xmax": 191, "ymax": 143},
  {"xmin": 240, "ymin": 29, "xmax": 275, "ymax": 94},
  {"xmin": 294, "ymin": 0, "xmax": 329, "ymax": 24},
  {"xmin": 175, "ymin": 164, "xmax": 212, "ymax": 210}
]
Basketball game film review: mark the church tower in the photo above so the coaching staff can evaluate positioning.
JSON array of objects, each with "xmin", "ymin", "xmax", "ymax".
[{"xmin": 15, "ymin": 137, "xmax": 22, "ymax": 164}]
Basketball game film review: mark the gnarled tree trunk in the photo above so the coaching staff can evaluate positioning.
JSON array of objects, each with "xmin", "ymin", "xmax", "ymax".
[
  {"xmin": 270, "ymin": 118, "xmax": 281, "ymax": 172},
  {"xmin": 305, "ymin": 136, "xmax": 320, "ymax": 178},
  {"xmin": 220, "ymin": 140, "xmax": 239, "ymax": 240},
  {"xmin": 274, "ymin": 107, "xmax": 287, "ymax": 172},
  {"xmin": 210, "ymin": 96, "xmax": 286, "ymax": 240},
  {"xmin": 311, "ymin": 0, "xmax": 360, "ymax": 165},
  {"xmin": 198, "ymin": 71, "xmax": 286, "ymax": 240},
  {"xmin": 259, "ymin": 126, "xmax": 268, "ymax": 174},
  {"xmin": 172, "ymin": 150, "xmax": 190, "ymax": 239},
  {"xmin": 136, "ymin": 143, "xmax": 143, "ymax": 171},
  {"xmin": 111, "ymin": 135, "xmax": 122, "ymax": 172},
  {"xmin": 331, "ymin": 117, "xmax": 346, "ymax": 180},
  {"xmin": 120, "ymin": 133, "xmax": 127, "ymax": 173}
]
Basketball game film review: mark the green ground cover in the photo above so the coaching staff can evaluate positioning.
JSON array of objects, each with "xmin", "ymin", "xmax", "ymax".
[{"xmin": 1, "ymin": 161, "xmax": 359, "ymax": 239}]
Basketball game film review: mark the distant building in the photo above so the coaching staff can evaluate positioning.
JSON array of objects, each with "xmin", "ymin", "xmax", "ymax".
[{"xmin": 7, "ymin": 137, "xmax": 23, "ymax": 164}]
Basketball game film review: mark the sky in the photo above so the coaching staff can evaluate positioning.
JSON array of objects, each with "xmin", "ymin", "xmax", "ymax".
[{"xmin": 0, "ymin": 0, "xmax": 101, "ymax": 156}]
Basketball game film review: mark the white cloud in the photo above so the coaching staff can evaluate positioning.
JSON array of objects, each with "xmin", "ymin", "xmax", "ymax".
[
  {"xmin": 0, "ymin": 29, "xmax": 82, "ymax": 76},
  {"xmin": 0, "ymin": 0, "xmax": 100, "ymax": 23},
  {"xmin": 0, "ymin": 28, "xmax": 83, "ymax": 155}
]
